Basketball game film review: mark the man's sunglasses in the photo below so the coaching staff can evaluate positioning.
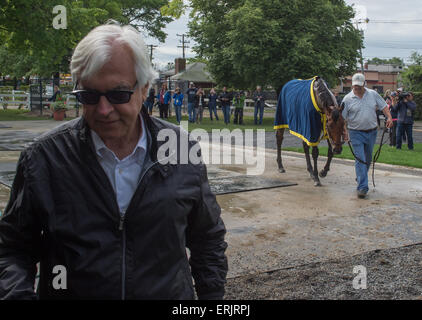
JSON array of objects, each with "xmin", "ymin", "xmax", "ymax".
[{"xmin": 71, "ymin": 81, "xmax": 138, "ymax": 105}]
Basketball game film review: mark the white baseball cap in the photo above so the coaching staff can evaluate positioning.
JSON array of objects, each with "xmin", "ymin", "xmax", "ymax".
[{"xmin": 352, "ymin": 73, "xmax": 365, "ymax": 86}]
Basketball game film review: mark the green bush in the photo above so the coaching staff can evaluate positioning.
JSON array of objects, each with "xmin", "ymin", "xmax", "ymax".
[
  {"xmin": 413, "ymin": 92, "xmax": 422, "ymax": 120},
  {"xmin": 0, "ymin": 86, "xmax": 14, "ymax": 93},
  {"xmin": 52, "ymin": 92, "xmax": 67, "ymax": 111},
  {"xmin": 19, "ymin": 85, "xmax": 30, "ymax": 92}
]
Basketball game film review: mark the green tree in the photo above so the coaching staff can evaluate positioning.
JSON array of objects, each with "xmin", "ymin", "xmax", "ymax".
[
  {"xmin": 0, "ymin": 0, "xmax": 174, "ymax": 78},
  {"xmin": 400, "ymin": 52, "xmax": 422, "ymax": 92},
  {"xmin": 367, "ymin": 57, "xmax": 404, "ymax": 66},
  {"xmin": 188, "ymin": 0, "xmax": 362, "ymax": 93}
]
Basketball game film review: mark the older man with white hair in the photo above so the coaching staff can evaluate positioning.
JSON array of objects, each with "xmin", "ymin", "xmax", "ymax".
[
  {"xmin": 341, "ymin": 73, "xmax": 393, "ymax": 199},
  {"xmin": 0, "ymin": 22, "xmax": 228, "ymax": 300}
]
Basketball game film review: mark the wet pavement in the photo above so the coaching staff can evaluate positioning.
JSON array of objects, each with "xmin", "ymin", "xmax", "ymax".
[
  {"xmin": 0, "ymin": 119, "xmax": 422, "ymax": 295},
  {"xmin": 204, "ymin": 145, "xmax": 422, "ymax": 278}
]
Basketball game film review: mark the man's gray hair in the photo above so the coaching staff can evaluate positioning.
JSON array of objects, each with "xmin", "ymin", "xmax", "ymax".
[{"xmin": 70, "ymin": 21, "xmax": 157, "ymax": 88}]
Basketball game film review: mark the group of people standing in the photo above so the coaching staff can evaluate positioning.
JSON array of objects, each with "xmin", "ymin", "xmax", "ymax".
[
  {"xmin": 145, "ymin": 82, "xmax": 267, "ymax": 125},
  {"xmin": 384, "ymin": 88, "xmax": 416, "ymax": 150}
]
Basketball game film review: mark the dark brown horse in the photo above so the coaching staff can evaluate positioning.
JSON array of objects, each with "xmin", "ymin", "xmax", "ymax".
[{"xmin": 275, "ymin": 77, "xmax": 345, "ymax": 186}]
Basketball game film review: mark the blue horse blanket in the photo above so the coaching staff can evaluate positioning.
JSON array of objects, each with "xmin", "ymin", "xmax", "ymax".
[{"xmin": 274, "ymin": 77, "xmax": 327, "ymax": 146}]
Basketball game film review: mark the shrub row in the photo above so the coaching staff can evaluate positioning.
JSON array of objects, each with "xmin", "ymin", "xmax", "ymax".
[{"xmin": 412, "ymin": 92, "xmax": 422, "ymax": 120}]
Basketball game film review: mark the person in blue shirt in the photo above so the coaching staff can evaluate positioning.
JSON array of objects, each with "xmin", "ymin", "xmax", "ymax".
[
  {"xmin": 172, "ymin": 87, "xmax": 184, "ymax": 124},
  {"xmin": 392, "ymin": 91, "xmax": 416, "ymax": 150},
  {"xmin": 145, "ymin": 87, "xmax": 156, "ymax": 116},
  {"xmin": 157, "ymin": 83, "xmax": 171, "ymax": 119},
  {"xmin": 208, "ymin": 88, "xmax": 219, "ymax": 121},
  {"xmin": 186, "ymin": 82, "xmax": 197, "ymax": 123},
  {"xmin": 219, "ymin": 87, "xmax": 232, "ymax": 125},
  {"xmin": 253, "ymin": 86, "xmax": 265, "ymax": 125}
]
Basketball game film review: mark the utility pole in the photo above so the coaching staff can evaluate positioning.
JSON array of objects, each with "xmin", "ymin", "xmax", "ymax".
[
  {"xmin": 147, "ymin": 44, "xmax": 158, "ymax": 61},
  {"xmin": 355, "ymin": 18, "xmax": 369, "ymax": 73},
  {"xmin": 176, "ymin": 34, "xmax": 190, "ymax": 59}
]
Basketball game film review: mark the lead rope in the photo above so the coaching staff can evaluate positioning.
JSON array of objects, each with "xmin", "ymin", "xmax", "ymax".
[{"xmin": 347, "ymin": 127, "xmax": 388, "ymax": 188}]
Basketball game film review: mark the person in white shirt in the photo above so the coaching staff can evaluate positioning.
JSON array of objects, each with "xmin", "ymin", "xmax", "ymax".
[{"xmin": 341, "ymin": 73, "xmax": 393, "ymax": 199}]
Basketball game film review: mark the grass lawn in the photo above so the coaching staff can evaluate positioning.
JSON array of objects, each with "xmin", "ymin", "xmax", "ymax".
[
  {"xmin": 0, "ymin": 109, "xmax": 52, "ymax": 121},
  {"xmin": 0, "ymin": 109, "xmax": 78, "ymax": 121},
  {"xmin": 165, "ymin": 113, "xmax": 275, "ymax": 132},
  {"xmin": 283, "ymin": 143, "xmax": 422, "ymax": 169}
]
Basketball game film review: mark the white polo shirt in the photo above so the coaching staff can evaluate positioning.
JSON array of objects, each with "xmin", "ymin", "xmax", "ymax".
[
  {"xmin": 341, "ymin": 88, "xmax": 387, "ymax": 131},
  {"xmin": 91, "ymin": 115, "xmax": 147, "ymax": 215}
]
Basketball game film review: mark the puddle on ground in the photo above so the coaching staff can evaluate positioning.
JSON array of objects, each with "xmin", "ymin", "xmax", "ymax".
[
  {"xmin": 228, "ymin": 226, "xmax": 257, "ymax": 234},
  {"xmin": 217, "ymin": 165, "xmax": 246, "ymax": 174},
  {"xmin": 0, "ymin": 131, "xmax": 39, "ymax": 151},
  {"xmin": 209, "ymin": 175, "xmax": 296, "ymax": 195}
]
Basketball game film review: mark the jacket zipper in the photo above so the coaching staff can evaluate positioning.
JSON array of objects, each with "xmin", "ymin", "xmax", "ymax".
[
  {"xmin": 117, "ymin": 158, "xmax": 163, "ymax": 300},
  {"xmin": 119, "ymin": 213, "xmax": 126, "ymax": 300}
]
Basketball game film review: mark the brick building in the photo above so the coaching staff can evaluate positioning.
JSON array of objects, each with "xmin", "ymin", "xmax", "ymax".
[{"xmin": 337, "ymin": 63, "xmax": 404, "ymax": 95}]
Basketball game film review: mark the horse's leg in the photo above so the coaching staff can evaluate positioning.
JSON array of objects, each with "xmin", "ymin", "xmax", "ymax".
[
  {"xmin": 312, "ymin": 146, "xmax": 322, "ymax": 186},
  {"xmin": 276, "ymin": 129, "xmax": 285, "ymax": 173},
  {"xmin": 320, "ymin": 140, "xmax": 333, "ymax": 178},
  {"xmin": 303, "ymin": 141, "xmax": 314, "ymax": 179}
]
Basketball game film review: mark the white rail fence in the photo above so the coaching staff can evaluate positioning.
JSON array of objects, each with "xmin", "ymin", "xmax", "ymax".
[
  {"xmin": 0, "ymin": 92, "xmax": 276, "ymax": 110},
  {"xmin": 0, "ymin": 91, "xmax": 79, "ymax": 109}
]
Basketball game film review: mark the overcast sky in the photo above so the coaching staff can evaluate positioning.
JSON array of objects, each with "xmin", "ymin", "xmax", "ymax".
[{"xmin": 145, "ymin": 0, "xmax": 422, "ymax": 70}]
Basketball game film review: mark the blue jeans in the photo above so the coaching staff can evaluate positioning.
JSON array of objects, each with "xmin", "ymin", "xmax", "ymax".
[
  {"xmin": 188, "ymin": 102, "xmax": 195, "ymax": 122},
  {"xmin": 192, "ymin": 107, "xmax": 198, "ymax": 123},
  {"xmin": 349, "ymin": 129, "xmax": 378, "ymax": 193},
  {"xmin": 145, "ymin": 100, "xmax": 153, "ymax": 113},
  {"xmin": 254, "ymin": 104, "xmax": 264, "ymax": 124},
  {"xmin": 396, "ymin": 123, "xmax": 413, "ymax": 150},
  {"xmin": 209, "ymin": 103, "xmax": 219, "ymax": 120},
  {"xmin": 174, "ymin": 105, "xmax": 182, "ymax": 123},
  {"xmin": 222, "ymin": 105, "xmax": 230, "ymax": 124}
]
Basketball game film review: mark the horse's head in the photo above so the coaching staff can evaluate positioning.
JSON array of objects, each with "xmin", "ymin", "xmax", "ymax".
[
  {"xmin": 325, "ymin": 105, "xmax": 345, "ymax": 154},
  {"xmin": 313, "ymin": 77, "xmax": 345, "ymax": 154}
]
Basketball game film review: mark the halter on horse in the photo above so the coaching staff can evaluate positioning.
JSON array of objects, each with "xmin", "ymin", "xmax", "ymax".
[{"xmin": 275, "ymin": 76, "xmax": 346, "ymax": 186}]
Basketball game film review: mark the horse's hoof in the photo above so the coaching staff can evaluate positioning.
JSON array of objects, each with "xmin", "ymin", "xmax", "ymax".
[
  {"xmin": 279, "ymin": 168, "xmax": 285, "ymax": 173},
  {"xmin": 314, "ymin": 181, "xmax": 322, "ymax": 187},
  {"xmin": 319, "ymin": 170, "xmax": 327, "ymax": 178}
]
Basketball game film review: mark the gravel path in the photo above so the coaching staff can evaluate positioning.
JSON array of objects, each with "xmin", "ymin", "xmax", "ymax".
[{"xmin": 225, "ymin": 243, "xmax": 422, "ymax": 300}]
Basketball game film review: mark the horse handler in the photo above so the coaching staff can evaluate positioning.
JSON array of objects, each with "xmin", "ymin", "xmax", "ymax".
[{"xmin": 341, "ymin": 73, "xmax": 393, "ymax": 199}]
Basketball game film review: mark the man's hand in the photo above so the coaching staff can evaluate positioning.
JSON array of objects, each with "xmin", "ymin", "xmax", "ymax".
[
  {"xmin": 342, "ymin": 125, "xmax": 349, "ymax": 142},
  {"xmin": 385, "ymin": 117, "xmax": 393, "ymax": 128},
  {"xmin": 382, "ymin": 106, "xmax": 393, "ymax": 129}
]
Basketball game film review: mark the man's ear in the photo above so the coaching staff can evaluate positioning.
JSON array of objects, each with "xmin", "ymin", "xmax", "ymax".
[{"xmin": 141, "ymin": 82, "xmax": 149, "ymax": 100}]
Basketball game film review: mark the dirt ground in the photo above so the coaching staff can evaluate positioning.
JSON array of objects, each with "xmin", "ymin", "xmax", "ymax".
[
  {"xmin": 225, "ymin": 243, "xmax": 422, "ymax": 300},
  {"xmin": 201, "ymin": 139, "xmax": 422, "ymax": 299}
]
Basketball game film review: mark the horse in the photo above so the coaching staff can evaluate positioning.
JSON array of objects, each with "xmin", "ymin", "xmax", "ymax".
[{"xmin": 274, "ymin": 76, "xmax": 345, "ymax": 186}]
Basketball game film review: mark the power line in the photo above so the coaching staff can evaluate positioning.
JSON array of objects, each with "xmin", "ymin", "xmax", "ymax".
[
  {"xmin": 147, "ymin": 44, "xmax": 158, "ymax": 61},
  {"xmin": 365, "ymin": 44, "xmax": 422, "ymax": 50},
  {"xmin": 369, "ymin": 19, "xmax": 422, "ymax": 24},
  {"xmin": 176, "ymin": 34, "xmax": 190, "ymax": 59}
]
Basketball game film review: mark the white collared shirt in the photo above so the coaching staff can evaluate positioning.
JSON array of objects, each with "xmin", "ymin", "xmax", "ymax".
[
  {"xmin": 341, "ymin": 88, "xmax": 387, "ymax": 130},
  {"xmin": 91, "ymin": 115, "xmax": 147, "ymax": 215}
]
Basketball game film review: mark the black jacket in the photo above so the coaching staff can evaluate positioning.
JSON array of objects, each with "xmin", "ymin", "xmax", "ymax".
[
  {"xmin": 194, "ymin": 94, "xmax": 206, "ymax": 108},
  {"xmin": 218, "ymin": 91, "xmax": 232, "ymax": 107},
  {"xmin": 0, "ymin": 106, "xmax": 228, "ymax": 300}
]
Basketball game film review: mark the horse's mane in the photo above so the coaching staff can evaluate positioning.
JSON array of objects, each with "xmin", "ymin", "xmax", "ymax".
[{"xmin": 314, "ymin": 77, "xmax": 338, "ymax": 112}]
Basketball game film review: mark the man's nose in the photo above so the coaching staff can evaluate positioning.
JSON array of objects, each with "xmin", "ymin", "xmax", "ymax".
[{"xmin": 95, "ymin": 96, "xmax": 114, "ymax": 116}]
